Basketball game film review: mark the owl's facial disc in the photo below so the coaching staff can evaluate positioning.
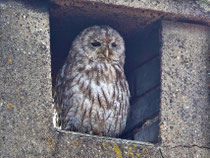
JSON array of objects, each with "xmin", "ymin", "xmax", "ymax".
[{"xmin": 77, "ymin": 25, "xmax": 125, "ymax": 64}]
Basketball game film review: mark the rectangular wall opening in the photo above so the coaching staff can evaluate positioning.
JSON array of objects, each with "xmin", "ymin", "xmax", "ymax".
[{"xmin": 50, "ymin": 3, "xmax": 161, "ymax": 144}]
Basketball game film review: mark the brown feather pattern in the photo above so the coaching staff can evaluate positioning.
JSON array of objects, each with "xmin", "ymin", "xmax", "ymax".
[{"xmin": 53, "ymin": 26, "xmax": 130, "ymax": 137}]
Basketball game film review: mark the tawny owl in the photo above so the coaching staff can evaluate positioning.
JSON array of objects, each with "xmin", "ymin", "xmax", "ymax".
[{"xmin": 53, "ymin": 25, "xmax": 130, "ymax": 137}]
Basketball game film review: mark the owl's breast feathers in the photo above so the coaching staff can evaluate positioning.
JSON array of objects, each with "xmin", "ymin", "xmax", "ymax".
[{"xmin": 54, "ymin": 58, "xmax": 130, "ymax": 137}]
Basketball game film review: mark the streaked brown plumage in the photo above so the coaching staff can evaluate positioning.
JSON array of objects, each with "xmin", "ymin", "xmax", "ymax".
[{"xmin": 53, "ymin": 25, "xmax": 130, "ymax": 137}]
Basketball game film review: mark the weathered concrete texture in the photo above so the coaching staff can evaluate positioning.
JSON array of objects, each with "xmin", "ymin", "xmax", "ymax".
[
  {"xmin": 196, "ymin": 0, "xmax": 210, "ymax": 12},
  {"xmin": 53, "ymin": 130, "xmax": 163, "ymax": 158},
  {"xmin": 161, "ymin": 146, "xmax": 210, "ymax": 158},
  {"xmin": 51, "ymin": 0, "xmax": 210, "ymax": 27},
  {"xmin": 49, "ymin": 4, "xmax": 162, "ymax": 37},
  {"xmin": 2, "ymin": 0, "xmax": 210, "ymax": 157},
  {"xmin": 160, "ymin": 21, "xmax": 210, "ymax": 148},
  {"xmin": 0, "ymin": 1, "xmax": 163, "ymax": 157},
  {"xmin": 0, "ymin": 0, "xmax": 54, "ymax": 157}
]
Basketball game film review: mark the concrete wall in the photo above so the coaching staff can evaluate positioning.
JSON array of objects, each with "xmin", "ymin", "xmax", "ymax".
[
  {"xmin": 160, "ymin": 20, "xmax": 210, "ymax": 158},
  {"xmin": 0, "ymin": 0, "xmax": 210, "ymax": 157},
  {"xmin": 0, "ymin": 0, "xmax": 54, "ymax": 157}
]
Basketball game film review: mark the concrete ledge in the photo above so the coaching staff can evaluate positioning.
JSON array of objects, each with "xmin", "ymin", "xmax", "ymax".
[{"xmin": 53, "ymin": 130, "xmax": 162, "ymax": 158}]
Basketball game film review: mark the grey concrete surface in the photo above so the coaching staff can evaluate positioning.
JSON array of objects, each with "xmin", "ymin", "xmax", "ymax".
[
  {"xmin": 53, "ymin": 131, "xmax": 163, "ymax": 158},
  {"xmin": 0, "ymin": 1, "xmax": 162, "ymax": 157},
  {"xmin": 196, "ymin": 0, "xmax": 210, "ymax": 12},
  {"xmin": 160, "ymin": 20, "xmax": 210, "ymax": 148},
  {"xmin": 0, "ymin": 0, "xmax": 54, "ymax": 157},
  {"xmin": 49, "ymin": 2, "xmax": 162, "ymax": 36},
  {"xmin": 51, "ymin": 0, "xmax": 210, "ymax": 27},
  {"xmin": 1, "ymin": 0, "xmax": 210, "ymax": 157},
  {"xmin": 161, "ymin": 146, "xmax": 210, "ymax": 158}
]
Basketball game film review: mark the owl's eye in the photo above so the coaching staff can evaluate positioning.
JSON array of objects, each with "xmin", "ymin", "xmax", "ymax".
[
  {"xmin": 112, "ymin": 42, "xmax": 117, "ymax": 47},
  {"xmin": 91, "ymin": 41, "xmax": 101, "ymax": 47}
]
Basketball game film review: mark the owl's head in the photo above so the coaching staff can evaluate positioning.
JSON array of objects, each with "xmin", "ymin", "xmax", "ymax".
[{"xmin": 71, "ymin": 25, "xmax": 125, "ymax": 66}]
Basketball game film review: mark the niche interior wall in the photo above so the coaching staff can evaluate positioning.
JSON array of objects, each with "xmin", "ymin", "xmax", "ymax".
[{"xmin": 50, "ymin": 2, "xmax": 161, "ymax": 143}]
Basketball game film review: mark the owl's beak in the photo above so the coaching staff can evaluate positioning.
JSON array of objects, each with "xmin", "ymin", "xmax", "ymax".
[{"xmin": 103, "ymin": 49, "xmax": 109, "ymax": 58}]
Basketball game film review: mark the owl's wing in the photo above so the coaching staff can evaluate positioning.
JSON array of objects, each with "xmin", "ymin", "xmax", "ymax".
[{"xmin": 54, "ymin": 49, "xmax": 80, "ymax": 129}]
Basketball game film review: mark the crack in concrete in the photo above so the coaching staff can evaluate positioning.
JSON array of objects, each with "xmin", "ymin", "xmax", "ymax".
[
  {"xmin": 161, "ymin": 144, "xmax": 210, "ymax": 150},
  {"xmin": 171, "ymin": 144, "xmax": 210, "ymax": 150},
  {"xmin": 158, "ymin": 144, "xmax": 210, "ymax": 158},
  {"xmin": 158, "ymin": 147, "xmax": 165, "ymax": 158}
]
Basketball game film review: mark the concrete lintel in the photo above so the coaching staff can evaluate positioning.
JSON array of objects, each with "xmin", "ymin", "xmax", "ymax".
[{"xmin": 50, "ymin": 0, "xmax": 210, "ymax": 27}]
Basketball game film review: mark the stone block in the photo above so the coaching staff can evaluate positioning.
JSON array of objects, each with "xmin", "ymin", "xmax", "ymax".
[
  {"xmin": 0, "ymin": 0, "xmax": 54, "ymax": 157},
  {"xmin": 160, "ymin": 20, "xmax": 210, "ymax": 148}
]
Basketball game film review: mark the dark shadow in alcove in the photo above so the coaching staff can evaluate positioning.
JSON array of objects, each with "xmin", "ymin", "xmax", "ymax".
[{"xmin": 50, "ymin": 11, "xmax": 161, "ymax": 143}]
